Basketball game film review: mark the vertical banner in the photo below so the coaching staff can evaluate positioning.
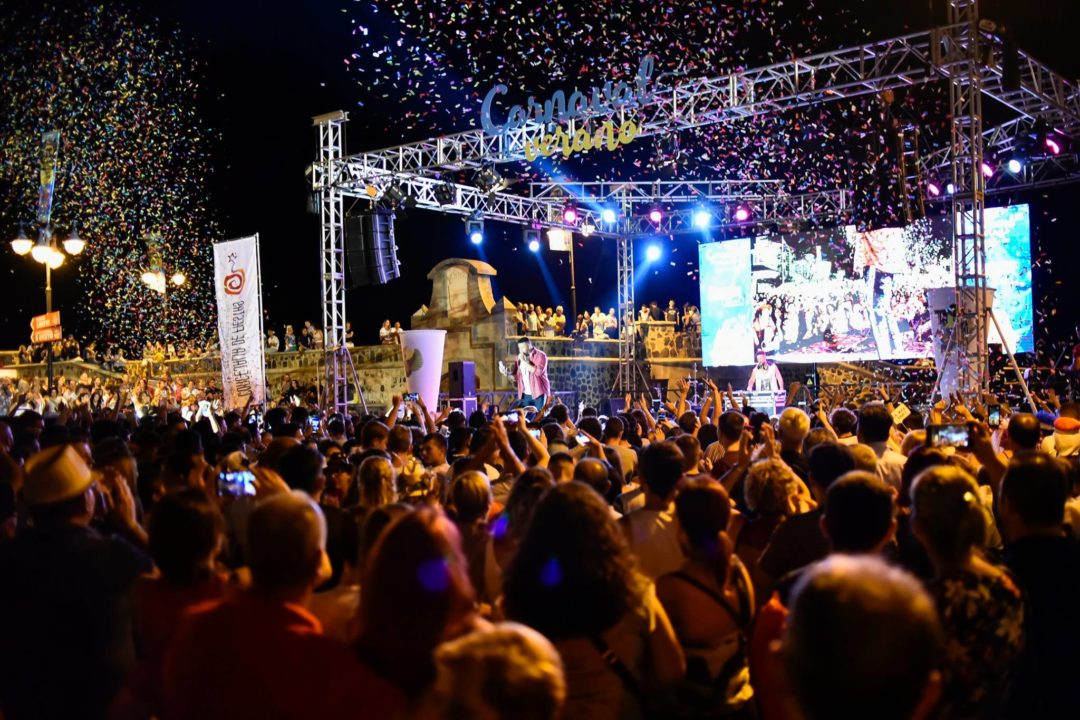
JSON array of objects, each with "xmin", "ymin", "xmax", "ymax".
[
  {"xmin": 699, "ymin": 238, "xmax": 755, "ymax": 366},
  {"xmin": 36, "ymin": 130, "xmax": 61, "ymax": 240},
  {"xmin": 214, "ymin": 236, "xmax": 266, "ymax": 410}
]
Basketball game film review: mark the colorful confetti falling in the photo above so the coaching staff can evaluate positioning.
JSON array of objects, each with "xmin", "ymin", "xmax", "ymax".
[{"xmin": 0, "ymin": 3, "xmax": 219, "ymax": 352}]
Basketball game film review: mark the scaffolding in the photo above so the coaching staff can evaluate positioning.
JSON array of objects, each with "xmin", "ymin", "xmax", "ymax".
[{"xmin": 315, "ymin": 2, "xmax": 1080, "ymax": 402}]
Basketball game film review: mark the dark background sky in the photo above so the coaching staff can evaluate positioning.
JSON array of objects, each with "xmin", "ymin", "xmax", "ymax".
[{"xmin": 3, "ymin": 0, "xmax": 1079, "ymax": 358}]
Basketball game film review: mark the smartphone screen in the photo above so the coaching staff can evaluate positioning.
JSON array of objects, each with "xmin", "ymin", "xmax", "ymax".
[
  {"xmin": 529, "ymin": 428, "xmax": 542, "ymax": 439},
  {"xmin": 504, "ymin": 412, "xmax": 520, "ymax": 424},
  {"xmin": 309, "ymin": 416, "xmax": 321, "ymax": 431},
  {"xmin": 575, "ymin": 433, "xmax": 589, "ymax": 445},
  {"xmin": 404, "ymin": 392, "xmax": 419, "ymax": 402},
  {"xmin": 988, "ymin": 406, "xmax": 1001, "ymax": 428},
  {"xmin": 926, "ymin": 423, "xmax": 970, "ymax": 449},
  {"xmin": 217, "ymin": 470, "xmax": 256, "ymax": 498}
]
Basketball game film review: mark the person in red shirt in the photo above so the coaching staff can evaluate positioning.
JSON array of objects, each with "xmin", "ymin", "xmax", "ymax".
[
  {"xmin": 113, "ymin": 489, "xmax": 231, "ymax": 719},
  {"xmin": 162, "ymin": 491, "xmax": 404, "ymax": 720}
]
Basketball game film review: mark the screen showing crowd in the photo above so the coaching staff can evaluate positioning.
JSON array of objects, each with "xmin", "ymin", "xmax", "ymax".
[{"xmin": 699, "ymin": 205, "xmax": 1032, "ymax": 366}]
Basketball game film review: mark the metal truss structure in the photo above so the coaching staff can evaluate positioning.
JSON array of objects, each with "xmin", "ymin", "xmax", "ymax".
[{"xmin": 314, "ymin": 0, "xmax": 1080, "ymax": 407}]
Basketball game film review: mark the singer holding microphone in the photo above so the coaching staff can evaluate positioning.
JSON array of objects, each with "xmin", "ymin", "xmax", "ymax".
[{"xmin": 499, "ymin": 337, "xmax": 550, "ymax": 409}]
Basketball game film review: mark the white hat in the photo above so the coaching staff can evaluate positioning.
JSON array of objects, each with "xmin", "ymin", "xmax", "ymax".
[{"xmin": 23, "ymin": 445, "xmax": 93, "ymax": 506}]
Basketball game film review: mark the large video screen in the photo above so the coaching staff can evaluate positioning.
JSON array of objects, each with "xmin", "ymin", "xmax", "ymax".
[{"xmin": 700, "ymin": 205, "xmax": 1032, "ymax": 366}]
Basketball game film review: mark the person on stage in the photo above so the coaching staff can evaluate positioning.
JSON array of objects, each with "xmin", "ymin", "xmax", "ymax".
[
  {"xmin": 499, "ymin": 337, "xmax": 550, "ymax": 409},
  {"xmin": 747, "ymin": 349, "xmax": 784, "ymax": 393}
]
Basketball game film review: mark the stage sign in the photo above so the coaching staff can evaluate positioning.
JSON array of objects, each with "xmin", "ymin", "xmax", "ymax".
[
  {"xmin": 30, "ymin": 311, "xmax": 60, "ymax": 332},
  {"xmin": 480, "ymin": 56, "xmax": 656, "ymax": 162},
  {"xmin": 213, "ymin": 235, "xmax": 266, "ymax": 410},
  {"xmin": 31, "ymin": 327, "xmax": 62, "ymax": 345}
]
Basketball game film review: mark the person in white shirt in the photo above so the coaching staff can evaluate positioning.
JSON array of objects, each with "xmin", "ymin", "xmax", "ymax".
[
  {"xmin": 266, "ymin": 329, "xmax": 280, "ymax": 353},
  {"xmin": 857, "ymin": 401, "xmax": 907, "ymax": 492},
  {"xmin": 620, "ymin": 442, "xmax": 686, "ymax": 579},
  {"xmin": 747, "ymin": 350, "xmax": 784, "ymax": 392}
]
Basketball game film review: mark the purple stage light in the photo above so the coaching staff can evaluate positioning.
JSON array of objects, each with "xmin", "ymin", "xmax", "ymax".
[
  {"xmin": 927, "ymin": 182, "xmax": 941, "ymax": 197},
  {"xmin": 1046, "ymin": 136, "xmax": 1062, "ymax": 155},
  {"xmin": 562, "ymin": 205, "xmax": 578, "ymax": 224},
  {"xmin": 981, "ymin": 162, "xmax": 994, "ymax": 178},
  {"xmin": 733, "ymin": 206, "xmax": 750, "ymax": 222},
  {"xmin": 648, "ymin": 208, "xmax": 663, "ymax": 224}
]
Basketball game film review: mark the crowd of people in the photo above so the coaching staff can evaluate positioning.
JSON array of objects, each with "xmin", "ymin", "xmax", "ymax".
[
  {"xmin": 511, "ymin": 299, "xmax": 700, "ymax": 340},
  {"xmin": 0, "ymin": 366, "xmax": 1078, "ymax": 720}
]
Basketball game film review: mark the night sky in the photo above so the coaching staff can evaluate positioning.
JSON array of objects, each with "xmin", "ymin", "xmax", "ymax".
[{"xmin": 1, "ymin": 0, "xmax": 1078, "ymax": 359}]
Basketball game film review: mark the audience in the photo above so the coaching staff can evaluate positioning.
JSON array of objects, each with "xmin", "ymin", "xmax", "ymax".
[{"xmin": 2, "ymin": 369, "xmax": 1079, "ymax": 720}]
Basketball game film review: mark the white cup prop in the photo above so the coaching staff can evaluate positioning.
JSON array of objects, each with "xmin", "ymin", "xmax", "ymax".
[{"xmin": 399, "ymin": 329, "xmax": 447, "ymax": 411}]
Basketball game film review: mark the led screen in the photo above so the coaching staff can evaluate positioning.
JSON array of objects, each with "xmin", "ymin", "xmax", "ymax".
[{"xmin": 699, "ymin": 205, "xmax": 1032, "ymax": 365}]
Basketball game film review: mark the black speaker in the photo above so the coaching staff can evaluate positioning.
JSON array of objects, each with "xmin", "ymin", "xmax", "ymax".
[
  {"xmin": 449, "ymin": 360, "xmax": 476, "ymax": 398},
  {"xmin": 345, "ymin": 208, "xmax": 400, "ymax": 287}
]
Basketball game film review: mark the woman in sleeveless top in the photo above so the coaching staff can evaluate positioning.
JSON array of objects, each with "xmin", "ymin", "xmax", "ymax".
[{"xmin": 657, "ymin": 479, "xmax": 756, "ymax": 718}]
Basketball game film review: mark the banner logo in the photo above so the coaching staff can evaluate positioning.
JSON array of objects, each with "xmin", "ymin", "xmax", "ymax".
[{"xmin": 223, "ymin": 269, "xmax": 245, "ymax": 295}]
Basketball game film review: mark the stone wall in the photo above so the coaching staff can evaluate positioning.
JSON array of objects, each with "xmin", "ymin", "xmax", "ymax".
[{"xmin": 546, "ymin": 359, "xmax": 621, "ymax": 408}]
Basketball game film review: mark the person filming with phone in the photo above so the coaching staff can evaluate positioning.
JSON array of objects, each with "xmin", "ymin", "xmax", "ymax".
[{"xmin": 499, "ymin": 337, "xmax": 550, "ymax": 410}]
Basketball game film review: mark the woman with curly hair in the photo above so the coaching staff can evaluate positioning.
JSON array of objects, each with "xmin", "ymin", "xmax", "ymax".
[
  {"xmin": 733, "ymin": 458, "xmax": 810, "ymax": 599},
  {"xmin": 503, "ymin": 482, "xmax": 684, "ymax": 719}
]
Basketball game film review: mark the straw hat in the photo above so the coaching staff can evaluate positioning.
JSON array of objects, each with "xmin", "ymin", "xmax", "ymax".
[{"xmin": 23, "ymin": 445, "xmax": 93, "ymax": 506}]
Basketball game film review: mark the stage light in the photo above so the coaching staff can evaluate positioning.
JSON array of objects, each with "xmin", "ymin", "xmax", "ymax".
[
  {"xmin": 466, "ymin": 212, "xmax": 484, "ymax": 245},
  {"xmin": 477, "ymin": 167, "xmax": 508, "ymax": 192},
  {"xmin": 648, "ymin": 208, "xmax": 663, "ymax": 224},
  {"xmin": 10, "ymin": 225, "xmax": 32, "ymax": 256},
  {"xmin": 171, "ymin": 272, "xmax": 187, "ymax": 286},
  {"xmin": 601, "ymin": 208, "xmax": 617, "ymax": 224},
  {"xmin": 381, "ymin": 182, "xmax": 405, "ymax": 207},
  {"xmin": 562, "ymin": 204, "xmax": 578, "ymax": 224},
  {"xmin": 980, "ymin": 161, "xmax": 994, "ymax": 178},
  {"xmin": 645, "ymin": 243, "xmax": 662, "ymax": 262},
  {"xmin": 926, "ymin": 181, "xmax": 941, "ymax": 197},
  {"xmin": 692, "ymin": 209, "xmax": 711, "ymax": 229},
  {"xmin": 528, "ymin": 238, "xmax": 541, "ymax": 252},
  {"xmin": 434, "ymin": 181, "xmax": 455, "ymax": 206},
  {"xmin": 1045, "ymin": 136, "xmax": 1062, "ymax": 155},
  {"xmin": 580, "ymin": 222, "xmax": 595, "ymax": 237},
  {"xmin": 1007, "ymin": 158, "xmax": 1023, "ymax": 174},
  {"xmin": 733, "ymin": 206, "xmax": 751, "ymax": 222},
  {"xmin": 946, "ymin": 182, "xmax": 956, "ymax": 195}
]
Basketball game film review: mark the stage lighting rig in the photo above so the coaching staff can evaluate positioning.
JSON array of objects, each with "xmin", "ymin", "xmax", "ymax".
[{"xmin": 434, "ymin": 178, "xmax": 456, "ymax": 206}]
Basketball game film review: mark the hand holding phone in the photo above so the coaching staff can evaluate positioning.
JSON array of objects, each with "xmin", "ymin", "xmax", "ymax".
[
  {"xmin": 217, "ymin": 470, "xmax": 257, "ymax": 498},
  {"xmin": 926, "ymin": 423, "xmax": 970, "ymax": 449}
]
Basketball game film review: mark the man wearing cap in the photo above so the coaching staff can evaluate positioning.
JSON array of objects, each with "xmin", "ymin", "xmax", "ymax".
[{"xmin": 0, "ymin": 444, "xmax": 152, "ymax": 720}]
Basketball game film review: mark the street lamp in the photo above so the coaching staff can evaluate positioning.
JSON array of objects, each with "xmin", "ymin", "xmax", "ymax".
[
  {"xmin": 141, "ymin": 260, "xmax": 186, "ymax": 343},
  {"xmin": 8, "ymin": 223, "xmax": 88, "ymax": 390}
]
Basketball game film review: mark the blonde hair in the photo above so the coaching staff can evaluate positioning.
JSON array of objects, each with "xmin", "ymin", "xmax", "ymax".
[
  {"xmin": 746, "ymin": 458, "xmax": 801, "ymax": 514},
  {"xmin": 911, "ymin": 465, "xmax": 986, "ymax": 572},
  {"xmin": 434, "ymin": 622, "xmax": 566, "ymax": 720},
  {"xmin": 778, "ymin": 407, "xmax": 811, "ymax": 444},
  {"xmin": 357, "ymin": 456, "xmax": 396, "ymax": 508}
]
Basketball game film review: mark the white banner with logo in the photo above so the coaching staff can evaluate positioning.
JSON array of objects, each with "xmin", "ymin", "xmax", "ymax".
[{"xmin": 214, "ymin": 235, "xmax": 266, "ymax": 410}]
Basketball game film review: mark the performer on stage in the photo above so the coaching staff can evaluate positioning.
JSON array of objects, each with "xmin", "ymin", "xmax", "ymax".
[
  {"xmin": 499, "ymin": 337, "xmax": 550, "ymax": 409},
  {"xmin": 747, "ymin": 349, "xmax": 784, "ymax": 392}
]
